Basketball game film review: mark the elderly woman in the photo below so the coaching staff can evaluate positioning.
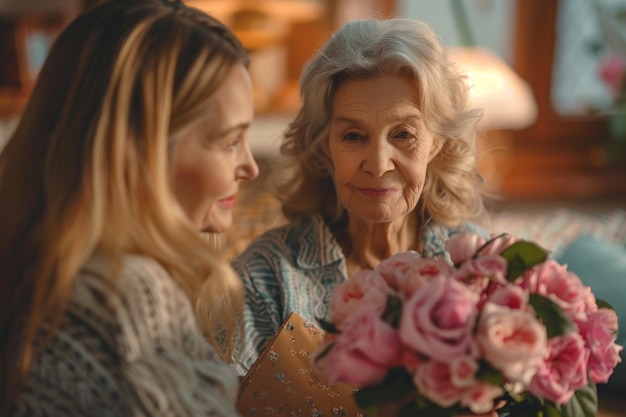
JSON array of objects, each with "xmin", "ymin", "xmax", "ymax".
[{"xmin": 232, "ymin": 18, "xmax": 489, "ymax": 375}]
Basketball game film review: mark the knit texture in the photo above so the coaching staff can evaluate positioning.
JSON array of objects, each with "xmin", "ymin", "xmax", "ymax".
[{"xmin": 12, "ymin": 252, "xmax": 241, "ymax": 417}]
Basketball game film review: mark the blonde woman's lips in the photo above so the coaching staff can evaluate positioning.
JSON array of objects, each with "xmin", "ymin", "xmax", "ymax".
[{"xmin": 218, "ymin": 196, "xmax": 236, "ymax": 208}]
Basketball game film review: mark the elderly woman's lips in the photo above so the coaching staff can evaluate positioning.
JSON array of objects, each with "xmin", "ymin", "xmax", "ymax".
[{"xmin": 357, "ymin": 187, "xmax": 397, "ymax": 198}]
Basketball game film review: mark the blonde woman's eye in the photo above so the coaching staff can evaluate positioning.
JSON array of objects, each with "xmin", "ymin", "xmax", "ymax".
[
  {"xmin": 226, "ymin": 139, "xmax": 241, "ymax": 150},
  {"xmin": 395, "ymin": 131, "xmax": 411, "ymax": 139}
]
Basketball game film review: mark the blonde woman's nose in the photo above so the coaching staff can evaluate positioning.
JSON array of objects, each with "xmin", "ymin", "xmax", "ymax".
[{"xmin": 238, "ymin": 142, "xmax": 259, "ymax": 180}]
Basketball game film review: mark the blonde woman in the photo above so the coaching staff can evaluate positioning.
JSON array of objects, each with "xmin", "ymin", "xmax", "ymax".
[{"xmin": 0, "ymin": 0, "xmax": 258, "ymax": 415}]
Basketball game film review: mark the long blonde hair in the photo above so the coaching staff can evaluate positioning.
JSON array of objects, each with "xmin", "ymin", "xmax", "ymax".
[
  {"xmin": 0, "ymin": 0, "xmax": 248, "ymax": 410},
  {"xmin": 278, "ymin": 18, "xmax": 488, "ymax": 228}
]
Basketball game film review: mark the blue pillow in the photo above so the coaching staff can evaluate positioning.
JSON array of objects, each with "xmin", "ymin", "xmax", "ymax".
[{"xmin": 555, "ymin": 234, "xmax": 626, "ymax": 390}]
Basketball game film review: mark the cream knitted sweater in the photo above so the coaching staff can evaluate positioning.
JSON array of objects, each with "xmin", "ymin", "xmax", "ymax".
[{"xmin": 11, "ymin": 252, "xmax": 241, "ymax": 417}]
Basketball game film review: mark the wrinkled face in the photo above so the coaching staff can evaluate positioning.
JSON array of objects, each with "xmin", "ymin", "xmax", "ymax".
[
  {"xmin": 327, "ymin": 74, "xmax": 441, "ymax": 223},
  {"xmin": 170, "ymin": 64, "xmax": 258, "ymax": 233}
]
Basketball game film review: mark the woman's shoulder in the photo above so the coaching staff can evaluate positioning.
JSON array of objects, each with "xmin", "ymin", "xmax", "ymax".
[
  {"xmin": 424, "ymin": 220, "xmax": 488, "ymax": 239},
  {"xmin": 81, "ymin": 251, "xmax": 181, "ymax": 296},
  {"xmin": 233, "ymin": 214, "xmax": 341, "ymax": 269},
  {"xmin": 77, "ymin": 253, "xmax": 184, "ymax": 302},
  {"xmin": 77, "ymin": 252, "xmax": 198, "ymax": 347},
  {"xmin": 234, "ymin": 215, "xmax": 327, "ymax": 258}
]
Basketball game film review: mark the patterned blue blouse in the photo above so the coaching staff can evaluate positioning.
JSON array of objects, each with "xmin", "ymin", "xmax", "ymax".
[{"xmin": 231, "ymin": 213, "xmax": 485, "ymax": 376}]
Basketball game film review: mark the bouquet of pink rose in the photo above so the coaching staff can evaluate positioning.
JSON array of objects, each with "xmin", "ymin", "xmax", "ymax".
[{"xmin": 313, "ymin": 232, "xmax": 623, "ymax": 417}]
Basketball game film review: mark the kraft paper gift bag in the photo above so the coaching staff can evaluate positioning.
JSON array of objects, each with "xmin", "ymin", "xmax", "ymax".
[{"xmin": 237, "ymin": 311, "xmax": 364, "ymax": 417}]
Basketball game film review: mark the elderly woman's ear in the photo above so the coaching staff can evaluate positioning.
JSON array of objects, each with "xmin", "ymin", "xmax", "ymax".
[{"xmin": 429, "ymin": 137, "xmax": 445, "ymax": 162}]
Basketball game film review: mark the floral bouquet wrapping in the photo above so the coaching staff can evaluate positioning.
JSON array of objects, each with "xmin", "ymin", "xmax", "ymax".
[{"xmin": 313, "ymin": 232, "xmax": 623, "ymax": 417}]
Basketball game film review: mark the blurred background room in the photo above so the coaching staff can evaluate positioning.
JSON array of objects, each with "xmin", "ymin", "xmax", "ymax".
[{"xmin": 1, "ymin": 1, "xmax": 625, "ymax": 414}]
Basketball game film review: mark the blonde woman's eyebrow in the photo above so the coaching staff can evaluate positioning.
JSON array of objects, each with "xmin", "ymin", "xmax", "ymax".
[{"xmin": 214, "ymin": 122, "xmax": 251, "ymax": 138}]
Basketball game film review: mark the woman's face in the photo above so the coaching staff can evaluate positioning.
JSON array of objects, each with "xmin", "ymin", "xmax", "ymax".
[
  {"xmin": 170, "ymin": 64, "xmax": 258, "ymax": 233},
  {"xmin": 327, "ymin": 74, "xmax": 441, "ymax": 224}
]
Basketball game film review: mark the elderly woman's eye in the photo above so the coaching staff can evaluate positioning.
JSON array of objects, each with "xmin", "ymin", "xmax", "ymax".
[
  {"xmin": 395, "ymin": 131, "xmax": 411, "ymax": 139},
  {"xmin": 343, "ymin": 132, "xmax": 362, "ymax": 142}
]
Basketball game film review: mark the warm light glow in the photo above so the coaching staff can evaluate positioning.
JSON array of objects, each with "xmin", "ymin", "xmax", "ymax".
[
  {"xmin": 448, "ymin": 47, "xmax": 538, "ymax": 131},
  {"xmin": 185, "ymin": 0, "xmax": 324, "ymax": 25}
]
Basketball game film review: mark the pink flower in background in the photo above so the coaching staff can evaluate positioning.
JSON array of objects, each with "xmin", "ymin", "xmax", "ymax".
[
  {"xmin": 328, "ymin": 269, "xmax": 390, "ymax": 328},
  {"xmin": 400, "ymin": 276, "xmax": 479, "ymax": 362},
  {"xmin": 529, "ymin": 333, "xmax": 588, "ymax": 404},
  {"xmin": 316, "ymin": 305, "xmax": 400, "ymax": 386},
  {"xmin": 476, "ymin": 302, "xmax": 546, "ymax": 384},
  {"xmin": 599, "ymin": 53, "xmax": 626, "ymax": 98},
  {"xmin": 578, "ymin": 308, "xmax": 623, "ymax": 383}
]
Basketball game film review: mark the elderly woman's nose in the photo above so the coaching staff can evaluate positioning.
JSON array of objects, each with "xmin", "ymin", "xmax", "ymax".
[{"xmin": 362, "ymin": 140, "xmax": 394, "ymax": 176}]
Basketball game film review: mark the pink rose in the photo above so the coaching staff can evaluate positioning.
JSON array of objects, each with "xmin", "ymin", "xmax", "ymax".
[
  {"xmin": 578, "ymin": 308, "xmax": 623, "ymax": 383},
  {"xmin": 314, "ymin": 305, "xmax": 401, "ymax": 386},
  {"xmin": 487, "ymin": 284, "xmax": 528, "ymax": 311},
  {"xmin": 450, "ymin": 355, "xmax": 479, "ymax": 388},
  {"xmin": 399, "ymin": 258, "xmax": 455, "ymax": 299},
  {"xmin": 479, "ymin": 233, "xmax": 523, "ymax": 256},
  {"xmin": 445, "ymin": 232, "xmax": 486, "ymax": 264},
  {"xmin": 376, "ymin": 252, "xmax": 453, "ymax": 299},
  {"xmin": 460, "ymin": 382, "xmax": 504, "ymax": 415},
  {"xmin": 376, "ymin": 250, "xmax": 423, "ymax": 291},
  {"xmin": 476, "ymin": 302, "xmax": 546, "ymax": 385},
  {"xmin": 329, "ymin": 269, "xmax": 391, "ymax": 328},
  {"xmin": 399, "ymin": 276, "xmax": 479, "ymax": 362},
  {"xmin": 519, "ymin": 260, "xmax": 597, "ymax": 321},
  {"xmin": 529, "ymin": 333, "xmax": 588, "ymax": 405},
  {"xmin": 414, "ymin": 360, "xmax": 465, "ymax": 408},
  {"xmin": 599, "ymin": 53, "xmax": 626, "ymax": 97},
  {"xmin": 454, "ymin": 254, "xmax": 508, "ymax": 293}
]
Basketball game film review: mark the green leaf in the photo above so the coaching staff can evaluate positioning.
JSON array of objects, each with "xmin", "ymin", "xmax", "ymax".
[
  {"xmin": 353, "ymin": 368, "xmax": 415, "ymax": 411},
  {"xmin": 557, "ymin": 378, "xmax": 597, "ymax": 417},
  {"xmin": 475, "ymin": 360, "xmax": 505, "ymax": 386},
  {"xmin": 498, "ymin": 392, "xmax": 544, "ymax": 417},
  {"xmin": 544, "ymin": 401, "xmax": 563, "ymax": 417},
  {"xmin": 500, "ymin": 241, "xmax": 549, "ymax": 281},
  {"xmin": 383, "ymin": 295, "xmax": 403, "ymax": 328},
  {"xmin": 315, "ymin": 317, "xmax": 339, "ymax": 333},
  {"xmin": 597, "ymin": 298, "xmax": 616, "ymax": 311},
  {"xmin": 412, "ymin": 399, "xmax": 454, "ymax": 417},
  {"xmin": 529, "ymin": 293, "xmax": 577, "ymax": 338}
]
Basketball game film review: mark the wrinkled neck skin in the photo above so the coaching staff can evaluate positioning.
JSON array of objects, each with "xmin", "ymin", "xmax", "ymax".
[{"xmin": 343, "ymin": 211, "xmax": 421, "ymax": 274}]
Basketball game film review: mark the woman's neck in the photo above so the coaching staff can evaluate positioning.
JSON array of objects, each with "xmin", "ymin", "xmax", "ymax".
[{"xmin": 339, "ymin": 212, "xmax": 424, "ymax": 274}]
